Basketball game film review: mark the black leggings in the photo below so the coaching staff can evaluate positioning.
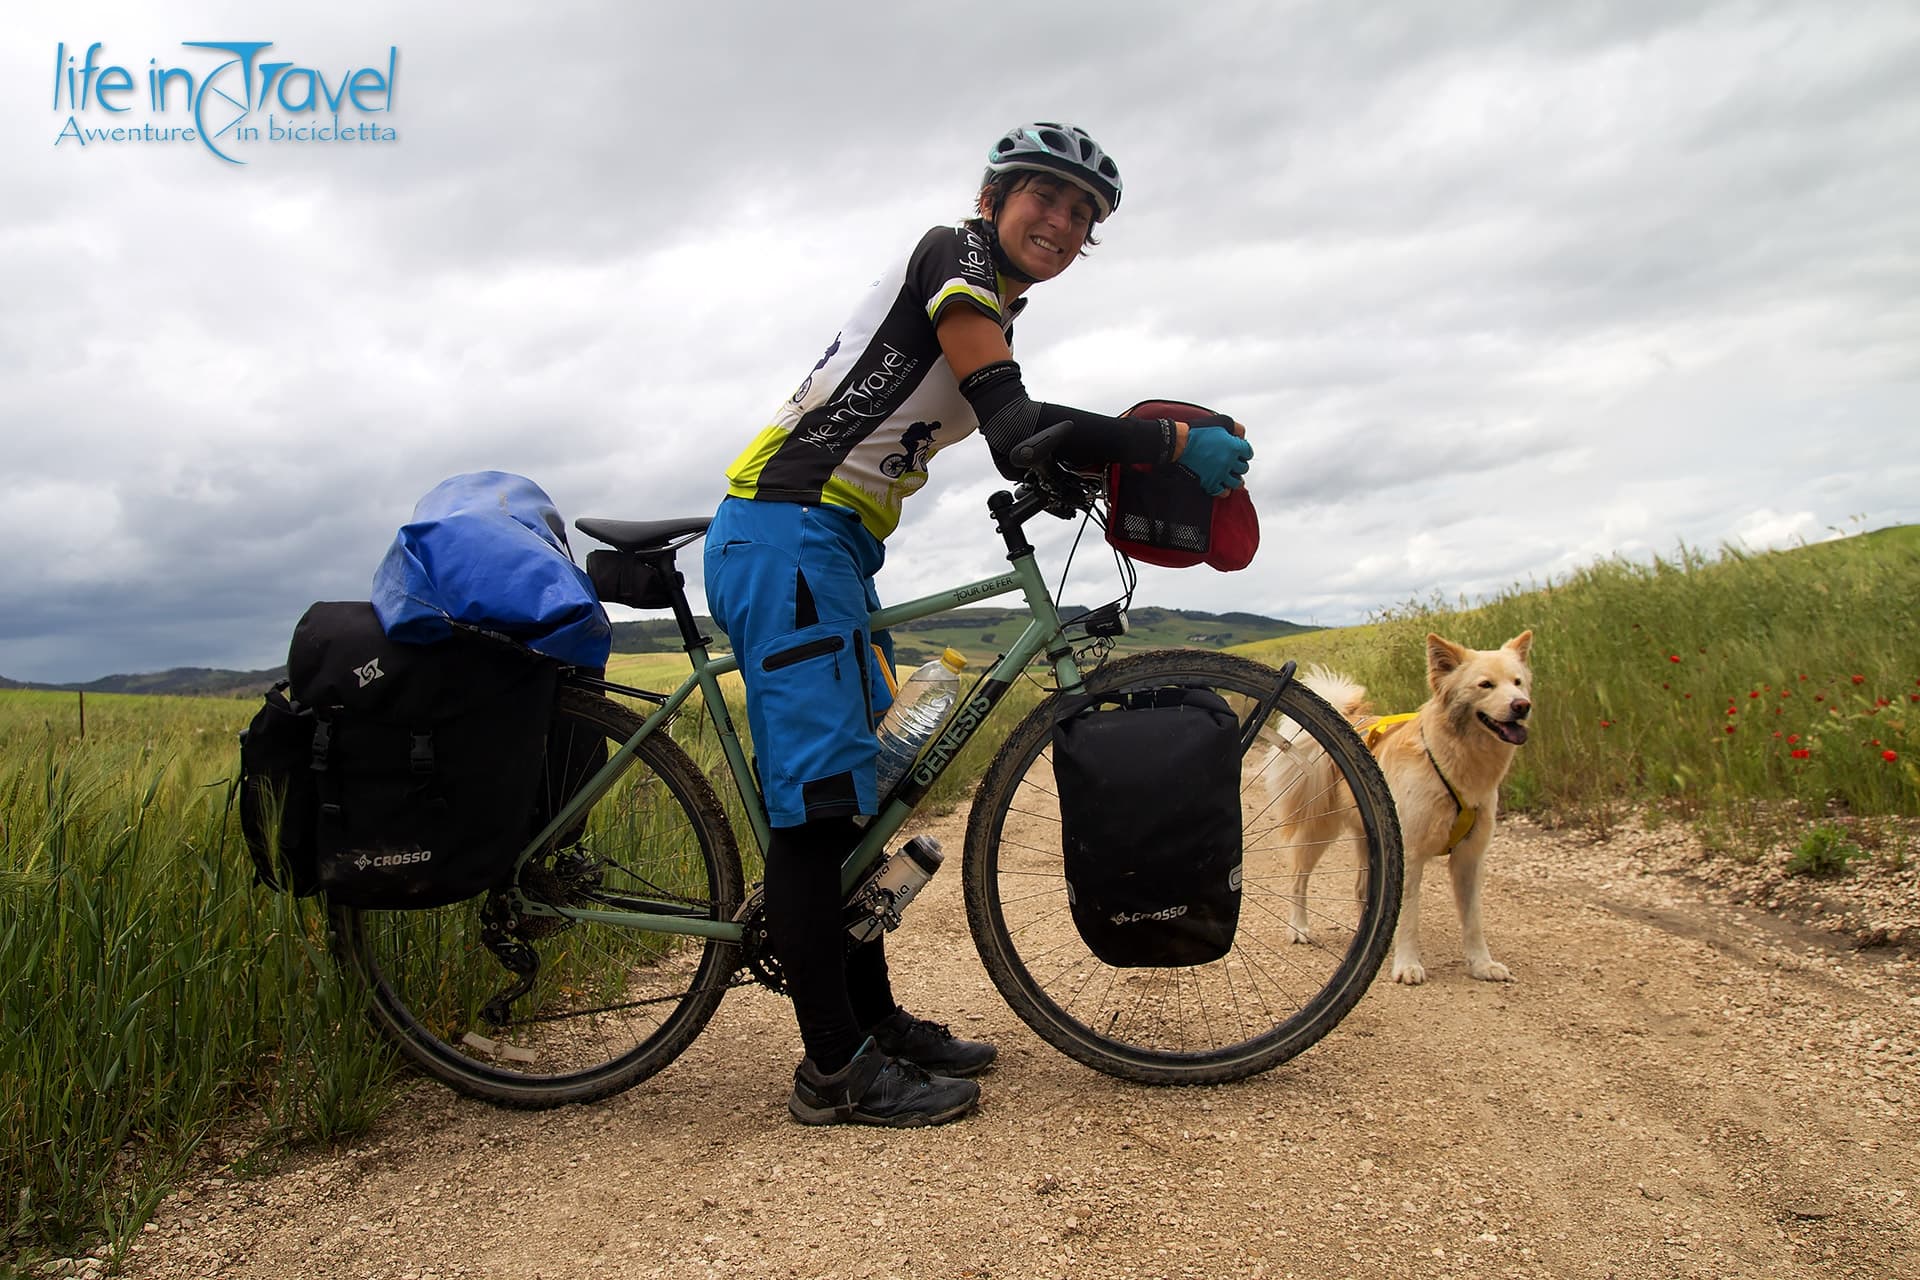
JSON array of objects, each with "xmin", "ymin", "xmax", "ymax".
[{"xmin": 764, "ymin": 817, "xmax": 898, "ymax": 1072}]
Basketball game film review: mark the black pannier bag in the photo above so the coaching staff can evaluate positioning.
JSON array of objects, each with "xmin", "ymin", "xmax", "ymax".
[
  {"xmin": 288, "ymin": 602, "xmax": 560, "ymax": 909},
  {"xmin": 1052, "ymin": 685, "xmax": 1243, "ymax": 967},
  {"xmin": 238, "ymin": 681, "xmax": 323, "ymax": 896}
]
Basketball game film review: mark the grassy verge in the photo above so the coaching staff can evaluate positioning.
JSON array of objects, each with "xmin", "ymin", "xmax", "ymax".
[
  {"xmin": 1, "ymin": 693, "xmax": 395, "ymax": 1267},
  {"xmin": 1238, "ymin": 527, "xmax": 1920, "ymax": 846}
]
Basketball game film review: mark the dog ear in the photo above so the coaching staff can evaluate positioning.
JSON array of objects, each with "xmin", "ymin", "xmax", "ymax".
[
  {"xmin": 1504, "ymin": 630, "xmax": 1534, "ymax": 664},
  {"xmin": 1426, "ymin": 633, "xmax": 1467, "ymax": 690}
]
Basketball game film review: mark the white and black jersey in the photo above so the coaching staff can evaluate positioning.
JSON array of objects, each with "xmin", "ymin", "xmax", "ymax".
[{"xmin": 724, "ymin": 221, "xmax": 1026, "ymax": 541}]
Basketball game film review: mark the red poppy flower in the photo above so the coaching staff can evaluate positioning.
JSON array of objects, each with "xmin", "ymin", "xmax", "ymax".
[
  {"xmin": 1791, "ymin": 749, "xmax": 1811, "ymax": 759},
  {"xmin": 1852, "ymin": 674, "xmax": 1866, "ymax": 684},
  {"xmin": 1749, "ymin": 691, "xmax": 1761, "ymax": 699},
  {"xmin": 1669, "ymin": 654, "xmax": 1682, "ymax": 663},
  {"xmin": 1725, "ymin": 725, "xmax": 1736, "ymax": 735},
  {"xmin": 1726, "ymin": 707, "xmax": 1738, "ymax": 716},
  {"xmin": 1780, "ymin": 690, "xmax": 1791, "ymax": 698},
  {"xmin": 1787, "ymin": 734, "xmax": 1799, "ymax": 744},
  {"xmin": 1886, "ymin": 750, "xmax": 1900, "ymax": 763},
  {"xmin": 1600, "ymin": 720, "xmax": 1612, "ymax": 729},
  {"xmin": 1877, "ymin": 697, "xmax": 1891, "ymax": 707}
]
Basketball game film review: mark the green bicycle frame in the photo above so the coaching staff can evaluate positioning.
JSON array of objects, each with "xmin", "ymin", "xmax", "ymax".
[{"xmin": 510, "ymin": 539, "xmax": 1089, "ymax": 939}]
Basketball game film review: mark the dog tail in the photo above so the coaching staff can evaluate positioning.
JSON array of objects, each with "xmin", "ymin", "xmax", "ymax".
[{"xmin": 1299, "ymin": 664, "xmax": 1371, "ymax": 719}]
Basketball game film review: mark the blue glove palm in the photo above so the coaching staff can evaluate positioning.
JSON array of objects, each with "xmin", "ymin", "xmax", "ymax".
[{"xmin": 1177, "ymin": 423, "xmax": 1253, "ymax": 495}]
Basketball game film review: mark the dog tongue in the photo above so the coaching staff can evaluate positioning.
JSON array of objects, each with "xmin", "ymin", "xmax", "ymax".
[{"xmin": 1495, "ymin": 720, "xmax": 1529, "ymax": 746}]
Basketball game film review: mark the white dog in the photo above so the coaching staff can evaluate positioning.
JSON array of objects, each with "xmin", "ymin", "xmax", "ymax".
[{"xmin": 1274, "ymin": 632, "xmax": 1534, "ymax": 984}]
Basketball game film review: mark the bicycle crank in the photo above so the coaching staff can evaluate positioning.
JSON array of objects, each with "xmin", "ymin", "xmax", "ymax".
[{"xmin": 733, "ymin": 885, "xmax": 787, "ymax": 994}]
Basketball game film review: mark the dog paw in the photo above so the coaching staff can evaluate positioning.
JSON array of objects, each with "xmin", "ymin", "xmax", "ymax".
[
  {"xmin": 1391, "ymin": 960, "xmax": 1427, "ymax": 985},
  {"xmin": 1468, "ymin": 959, "xmax": 1513, "ymax": 982},
  {"xmin": 1288, "ymin": 924, "xmax": 1313, "ymax": 945}
]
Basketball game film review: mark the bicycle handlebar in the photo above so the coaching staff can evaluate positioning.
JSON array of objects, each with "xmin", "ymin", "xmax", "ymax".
[{"xmin": 1004, "ymin": 421, "xmax": 1099, "ymax": 522}]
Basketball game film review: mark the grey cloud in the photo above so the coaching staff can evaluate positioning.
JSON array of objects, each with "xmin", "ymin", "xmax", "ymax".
[{"xmin": 4, "ymin": 0, "xmax": 1917, "ymax": 681}]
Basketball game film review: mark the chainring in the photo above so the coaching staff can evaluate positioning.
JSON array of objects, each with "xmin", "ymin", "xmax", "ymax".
[{"xmin": 733, "ymin": 885, "xmax": 786, "ymax": 994}]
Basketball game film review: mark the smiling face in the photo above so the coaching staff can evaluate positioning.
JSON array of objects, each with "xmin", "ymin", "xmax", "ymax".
[
  {"xmin": 980, "ymin": 173, "xmax": 1097, "ymax": 284},
  {"xmin": 1429, "ymin": 631, "xmax": 1535, "ymax": 746}
]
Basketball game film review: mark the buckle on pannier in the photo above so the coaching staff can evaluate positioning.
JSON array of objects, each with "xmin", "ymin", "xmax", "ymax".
[{"xmin": 410, "ymin": 732, "xmax": 435, "ymax": 775}]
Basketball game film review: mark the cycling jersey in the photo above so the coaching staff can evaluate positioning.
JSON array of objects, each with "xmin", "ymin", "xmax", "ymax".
[{"xmin": 724, "ymin": 221, "xmax": 1027, "ymax": 541}]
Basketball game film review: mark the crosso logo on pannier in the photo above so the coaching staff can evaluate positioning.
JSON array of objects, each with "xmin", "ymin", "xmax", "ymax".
[
  {"xmin": 352, "ymin": 849, "xmax": 433, "ymax": 871},
  {"xmin": 1109, "ymin": 904, "xmax": 1189, "ymax": 926},
  {"xmin": 354, "ymin": 658, "xmax": 385, "ymax": 687}
]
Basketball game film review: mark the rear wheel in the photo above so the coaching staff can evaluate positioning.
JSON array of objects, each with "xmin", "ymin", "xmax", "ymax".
[
  {"xmin": 963, "ymin": 650, "xmax": 1401, "ymax": 1084},
  {"xmin": 329, "ymin": 688, "xmax": 745, "ymax": 1108}
]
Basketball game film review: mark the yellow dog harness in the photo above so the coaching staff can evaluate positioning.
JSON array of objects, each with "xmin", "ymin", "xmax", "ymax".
[{"xmin": 1363, "ymin": 712, "xmax": 1478, "ymax": 854}]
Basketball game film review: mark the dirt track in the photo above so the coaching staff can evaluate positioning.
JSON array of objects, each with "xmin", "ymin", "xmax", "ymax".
[{"xmin": 120, "ymin": 809, "xmax": 1919, "ymax": 1280}]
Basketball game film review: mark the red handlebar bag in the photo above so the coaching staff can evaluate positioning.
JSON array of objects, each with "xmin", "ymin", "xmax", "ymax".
[{"xmin": 1106, "ymin": 399, "xmax": 1259, "ymax": 571}]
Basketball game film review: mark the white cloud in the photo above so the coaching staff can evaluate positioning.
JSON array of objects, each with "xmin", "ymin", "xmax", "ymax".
[{"xmin": 3, "ymin": 0, "xmax": 1918, "ymax": 680}]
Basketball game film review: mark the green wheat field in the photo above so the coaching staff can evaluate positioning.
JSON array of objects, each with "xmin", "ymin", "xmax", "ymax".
[{"xmin": 3, "ymin": 527, "xmax": 1916, "ymax": 1265}]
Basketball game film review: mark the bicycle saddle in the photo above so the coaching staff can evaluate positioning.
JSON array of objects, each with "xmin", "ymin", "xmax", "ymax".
[{"xmin": 574, "ymin": 516, "xmax": 712, "ymax": 554}]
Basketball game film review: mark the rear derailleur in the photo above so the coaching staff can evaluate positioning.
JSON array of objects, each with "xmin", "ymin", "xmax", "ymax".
[{"xmin": 474, "ymin": 852, "xmax": 604, "ymax": 1024}]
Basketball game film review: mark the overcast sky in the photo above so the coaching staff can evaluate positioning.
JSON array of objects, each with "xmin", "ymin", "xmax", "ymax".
[{"xmin": 6, "ymin": 0, "xmax": 1916, "ymax": 683}]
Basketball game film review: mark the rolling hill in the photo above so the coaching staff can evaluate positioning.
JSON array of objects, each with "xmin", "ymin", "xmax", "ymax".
[{"xmin": 1, "ymin": 606, "xmax": 1316, "ymax": 697}]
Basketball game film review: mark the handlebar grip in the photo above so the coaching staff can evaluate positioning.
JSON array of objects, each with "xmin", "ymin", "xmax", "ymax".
[{"xmin": 1009, "ymin": 420, "xmax": 1075, "ymax": 471}]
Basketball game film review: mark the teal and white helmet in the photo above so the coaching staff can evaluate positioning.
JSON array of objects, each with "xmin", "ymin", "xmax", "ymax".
[{"xmin": 986, "ymin": 123, "xmax": 1122, "ymax": 221}]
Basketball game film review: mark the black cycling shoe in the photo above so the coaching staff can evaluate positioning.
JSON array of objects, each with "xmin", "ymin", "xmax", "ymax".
[
  {"xmin": 788, "ymin": 1038, "xmax": 979, "ymax": 1127},
  {"xmin": 869, "ymin": 1009, "xmax": 998, "ymax": 1078}
]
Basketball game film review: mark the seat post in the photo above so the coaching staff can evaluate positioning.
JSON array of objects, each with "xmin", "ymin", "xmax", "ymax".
[{"xmin": 661, "ymin": 556, "xmax": 711, "ymax": 652}]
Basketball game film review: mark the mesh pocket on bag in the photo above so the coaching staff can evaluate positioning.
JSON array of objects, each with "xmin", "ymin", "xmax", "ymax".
[{"xmin": 1110, "ymin": 464, "xmax": 1213, "ymax": 556}]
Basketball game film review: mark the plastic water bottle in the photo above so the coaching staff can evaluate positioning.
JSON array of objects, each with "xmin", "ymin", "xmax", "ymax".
[
  {"xmin": 846, "ymin": 836, "xmax": 945, "ymax": 943},
  {"xmin": 873, "ymin": 648, "xmax": 967, "ymax": 799}
]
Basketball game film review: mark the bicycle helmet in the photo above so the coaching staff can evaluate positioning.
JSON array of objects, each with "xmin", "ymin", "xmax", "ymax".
[{"xmin": 986, "ymin": 123, "xmax": 1122, "ymax": 221}]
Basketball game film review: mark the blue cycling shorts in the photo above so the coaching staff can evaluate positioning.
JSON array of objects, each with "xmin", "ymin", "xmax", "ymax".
[{"xmin": 704, "ymin": 497, "xmax": 896, "ymax": 828}]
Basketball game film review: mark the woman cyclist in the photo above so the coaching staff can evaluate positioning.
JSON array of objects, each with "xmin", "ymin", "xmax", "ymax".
[{"xmin": 704, "ymin": 123, "xmax": 1253, "ymax": 1127}]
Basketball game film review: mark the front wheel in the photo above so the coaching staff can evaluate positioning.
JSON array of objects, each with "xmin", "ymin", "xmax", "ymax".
[
  {"xmin": 329, "ymin": 688, "xmax": 746, "ymax": 1109},
  {"xmin": 963, "ymin": 650, "xmax": 1401, "ymax": 1084}
]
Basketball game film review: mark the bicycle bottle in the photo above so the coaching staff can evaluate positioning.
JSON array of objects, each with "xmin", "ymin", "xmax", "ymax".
[
  {"xmin": 874, "ymin": 648, "xmax": 967, "ymax": 798},
  {"xmin": 845, "ymin": 835, "xmax": 945, "ymax": 943}
]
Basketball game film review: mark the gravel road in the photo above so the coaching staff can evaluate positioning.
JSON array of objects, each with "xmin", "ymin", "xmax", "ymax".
[{"xmin": 110, "ymin": 810, "xmax": 1919, "ymax": 1280}]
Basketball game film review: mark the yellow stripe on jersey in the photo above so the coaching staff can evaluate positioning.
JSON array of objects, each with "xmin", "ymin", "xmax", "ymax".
[
  {"xmin": 820, "ymin": 477, "xmax": 900, "ymax": 540},
  {"xmin": 725, "ymin": 425, "xmax": 907, "ymax": 541},
  {"xmin": 723, "ymin": 425, "xmax": 793, "ymax": 499},
  {"xmin": 927, "ymin": 278, "xmax": 1004, "ymax": 324}
]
